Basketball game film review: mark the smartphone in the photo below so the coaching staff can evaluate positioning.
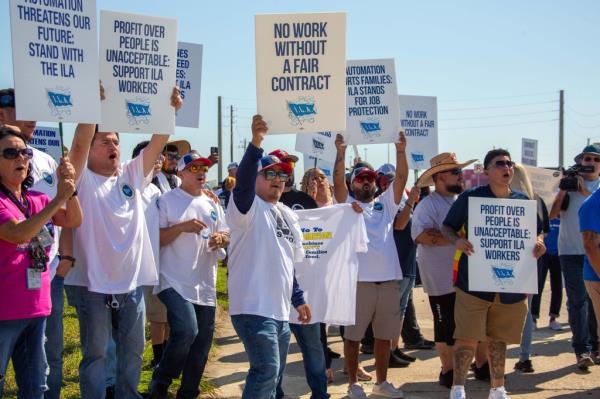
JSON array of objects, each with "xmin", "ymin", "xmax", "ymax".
[{"xmin": 210, "ymin": 146, "xmax": 219, "ymax": 156}]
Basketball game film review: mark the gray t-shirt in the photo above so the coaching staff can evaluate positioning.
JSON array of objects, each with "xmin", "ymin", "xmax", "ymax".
[
  {"xmin": 558, "ymin": 178, "xmax": 600, "ymax": 255},
  {"xmin": 411, "ymin": 191, "xmax": 456, "ymax": 296}
]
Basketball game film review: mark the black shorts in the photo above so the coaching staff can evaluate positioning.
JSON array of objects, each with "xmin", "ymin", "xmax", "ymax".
[{"xmin": 428, "ymin": 292, "xmax": 456, "ymax": 346}]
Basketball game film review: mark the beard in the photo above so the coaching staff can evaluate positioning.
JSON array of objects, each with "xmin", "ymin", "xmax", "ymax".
[
  {"xmin": 446, "ymin": 184, "xmax": 464, "ymax": 194},
  {"xmin": 353, "ymin": 185, "xmax": 376, "ymax": 202}
]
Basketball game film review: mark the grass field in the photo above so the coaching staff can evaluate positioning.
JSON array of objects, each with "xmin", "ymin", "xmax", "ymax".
[{"xmin": 3, "ymin": 266, "xmax": 229, "ymax": 399}]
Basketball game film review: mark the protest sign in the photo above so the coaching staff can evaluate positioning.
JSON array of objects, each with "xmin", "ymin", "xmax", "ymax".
[
  {"xmin": 521, "ymin": 138, "xmax": 538, "ymax": 166},
  {"xmin": 468, "ymin": 197, "xmax": 538, "ymax": 294},
  {"xmin": 295, "ymin": 131, "xmax": 337, "ymax": 162},
  {"xmin": 303, "ymin": 154, "xmax": 334, "ymax": 184},
  {"xmin": 9, "ymin": 0, "xmax": 100, "ymax": 123},
  {"xmin": 398, "ymin": 95, "xmax": 438, "ymax": 169},
  {"xmin": 99, "ymin": 10, "xmax": 178, "ymax": 134},
  {"xmin": 176, "ymin": 42, "xmax": 203, "ymax": 128},
  {"xmin": 30, "ymin": 126, "xmax": 62, "ymax": 163},
  {"xmin": 343, "ymin": 59, "xmax": 400, "ymax": 145},
  {"xmin": 524, "ymin": 165, "xmax": 561, "ymax": 208},
  {"xmin": 255, "ymin": 12, "xmax": 346, "ymax": 134}
]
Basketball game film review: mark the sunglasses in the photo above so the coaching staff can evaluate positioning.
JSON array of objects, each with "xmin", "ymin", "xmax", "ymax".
[
  {"xmin": 355, "ymin": 175, "xmax": 376, "ymax": 184},
  {"xmin": 583, "ymin": 156, "xmax": 600, "ymax": 163},
  {"xmin": 185, "ymin": 164, "xmax": 209, "ymax": 174},
  {"xmin": 261, "ymin": 169, "xmax": 289, "ymax": 182},
  {"xmin": 2, "ymin": 147, "xmax": 33, "ymax": 160},
  {"xmin": 165, "ymin": 153, "xmax": 181, "ymax": 161},
  {"xmin": 491, "ymin": 160, "xmax": 514, "ymax": 169}
]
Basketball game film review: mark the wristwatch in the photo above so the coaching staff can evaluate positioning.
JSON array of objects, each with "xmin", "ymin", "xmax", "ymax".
[{"xmin": 58, "ymin": 255, "xmax": 76, "ymax": 267}]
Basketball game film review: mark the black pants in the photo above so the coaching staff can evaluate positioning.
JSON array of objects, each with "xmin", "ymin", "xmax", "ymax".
[{"xmin": 531, "ymin": 254, "xmax": 563, "ymax": 318}]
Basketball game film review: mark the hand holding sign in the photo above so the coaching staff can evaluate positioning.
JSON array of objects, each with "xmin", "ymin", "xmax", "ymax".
[
  {"xmin": 457, "ymin": 238, "xmax": 474, "ymax": 256},
  {"xmin": 533, "ymin": 237, "xmax": 546, "ymax": 259},
  {"xmin": 251, "ymin": 115, "xmax": 268, "ymax": 148},
  {"xmin": 171, "ymin": 87, "xmax": 183, "ymax": 112},
  {"xmin": 334, "ymin": 133, "xmax": 346, "ymax": 153},
  {"xmin": 58, "ymin": 156, "xmax": 76, "ymax": 181}
]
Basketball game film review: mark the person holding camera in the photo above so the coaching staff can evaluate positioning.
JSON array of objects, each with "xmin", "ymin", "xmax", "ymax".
[{"xmin": 550, "ymin": 144, "xmax": 600, "ymax": 369}]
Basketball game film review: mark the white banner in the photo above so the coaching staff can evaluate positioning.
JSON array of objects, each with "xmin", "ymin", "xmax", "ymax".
[
  {"xmin": 303, "ymin": 154, "xmax": 334, "ymax": 184},
  {"xmin": 524, "ymin": 166, "xmax": 561, "ymax": 208},
  {"xmin": 399, "ymin": 95, "xmax": 438, "ymax": 170},
  {"xmin": 176, "ymin": 42, "xmax": 203, "ymax": 128},
  {"xmin": 30, "ymin": 126, "xmax": 62, "ymax": 163},
  {"xmin": 521, "ymin": 138, "xmax": 538, "ymax": 166},
  {"xmin": 9, "ymin": 0, "xmax": 100, "ymax": 123},
  {"xmin": 468, "ymin": 197, "xmax": 538, "ymax": 294},
  {"xmin": 343, "ymin": 59, "xmax": 400, "ymax": 145},
  {"xmin": 295, "ymin": 131, "xmax": 337, "ymax": 162},
  {"xmin": 255, "ymin": 12, "xmax": 346, "ymax": 134},
  {"xmin": 99, "ymin": 11, "xmax": 178, "ymax": 134}
]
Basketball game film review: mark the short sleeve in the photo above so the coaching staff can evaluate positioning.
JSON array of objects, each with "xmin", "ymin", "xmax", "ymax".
[
  {"xmin": 380, "ymin": 187, "xmax": 401, "ymax": 221},
  {"xmin": 0, "ymin": 199, "xmax": 16, "ymax": 225},
  {"xmin": 579, "ymin": 192, "xmax": 600, "ymax": 233},
  {"xmin": 226, "ymin": 192, "xmax": 257, "ymax": 228},
  {"xmin": 124, "ymin": 151, "xmax": 150, "ymax": 190},
  {"xmin": 443, "ymin": 191, "xmax": 469, "ymax": 232}
]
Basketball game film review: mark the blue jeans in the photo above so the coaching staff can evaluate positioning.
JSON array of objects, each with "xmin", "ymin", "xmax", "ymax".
[
  {"xmin": 0, "ymin": 317, "xmax": 47, "ymax": 399},
  {"xmin": 65, "ymin": 285, "xmax": 145, "ymax": 399},
  {"xmin": 43, "ymin": 275, "xmax": 64, "ymax": 399},
  {"xmin": 399, "ymin": 277, "xmax": 416, "ymax": 318},
  {"xmin": 285, "ymin": 323, "xmax": 329, "ymax": 399},
  {"xmin": 519, "ymin": 296, "xmax": 534, "ymax": 361},
  {"xmin": 151, "ymin": 288, "xmax": 215, "ymax": 399},
  {"xmin": 560, "ymin": 255, "xmax": 593, "ymax": 355},
  {"xmin": 231, "ymin": 314, "xmax": 291, "ymax": 399}
]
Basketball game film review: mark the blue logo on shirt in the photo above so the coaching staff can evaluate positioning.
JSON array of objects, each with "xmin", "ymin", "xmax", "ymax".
[
  {"xmin": 41, "ymin": 171, "xmax": 54, "ymax": 186},
  {"xmin": 121, "ymin": 183, "xmax": 134, "ymax": 198},
  {"xmin": 210, "ymin": 210, "xmax": 218, "ymax": 221},
  {"xmin": 374, "ymin": 202, "xmax": 384, "ymax": 212},
  {"xmin": 201, "ymin": 230, "xmax": 210, "ymax": 239}
]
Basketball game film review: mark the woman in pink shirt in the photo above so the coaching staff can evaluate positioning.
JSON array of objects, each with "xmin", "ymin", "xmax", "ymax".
[{"xmin": 0, "ymin": 126, "xmax": 81, "ymax": 398}]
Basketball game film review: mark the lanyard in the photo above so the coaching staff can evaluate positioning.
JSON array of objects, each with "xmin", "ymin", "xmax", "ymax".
[{"xmin": 0, "ymin": 183, "xmax": 30, "ymax": 218}]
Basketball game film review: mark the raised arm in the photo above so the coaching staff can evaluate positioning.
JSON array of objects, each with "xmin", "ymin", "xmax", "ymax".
[
  {"xmin": 394, "ymin": 185, "xmax": 419, "ymax": 230},
  {"xmin": 392, "ymin": 131, "xmax": 409, "ymax": 205},
  {"xmin": 333, "ymin": 134, "xmax": 348, "ymax": 203}
]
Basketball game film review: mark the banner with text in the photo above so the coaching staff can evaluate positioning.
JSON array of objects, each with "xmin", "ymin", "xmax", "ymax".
[
  {"xmin": 399, "ymin": 95, "xmax": 438, "ymax": 169},
  {"xmin": 31, "ymin": 126, "xmax": 62, "ymax": 163},
  {"xmin": 295, "ymin": 131, "xmax": 337, "ymax": 162},
  {"xmin": 344, "ymin": 59, "xmax": 399, "ymax": 145},
  {"xmin": 468, "ymin": 197, "xmax": 538, "ymax": 294},
  {"xmin": 523, "ymin": 166, "xmax": 561, "ymax": 208},
  {"xmin": 303, "ymin": 154, "xmax": 334, "ymax": 184},
  {"xmin": 176, "ymin": 42, "xmax": 203, "ymax": 128},
  {"xmin": 99, "ymin": 11, "xmax": 178, "ymax": 134},
  {"xmin": 255, "ymin": 12, "xmax": 346, "ymax": 134},
  {"xmin": 9, "ymin": 0, "xmax": 100, "ymax": 123},
  {"xmin": 521, "ymin": 138, "xmax": 538, "ymax": 166}
]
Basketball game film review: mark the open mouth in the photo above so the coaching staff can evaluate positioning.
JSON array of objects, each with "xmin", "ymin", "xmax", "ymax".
[
  {"xmin": 109, "ymin": 154, "xmax": 117, "ymax": 160},
  {"xmin": 15, "ymin": 166, "xmax": 25, "ymax": 171}
]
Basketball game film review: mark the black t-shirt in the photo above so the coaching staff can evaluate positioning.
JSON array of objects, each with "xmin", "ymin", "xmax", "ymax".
[
  {"xmin": 394, "ymin": 217, "xmax": 417, "ymax": 277},
  {"xmin": 279, "ymin": 188, "xmax": 318, "ymax": 210}
]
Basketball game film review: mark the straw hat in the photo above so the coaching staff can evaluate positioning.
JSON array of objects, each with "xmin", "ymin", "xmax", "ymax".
[
  {"xmin": 416, "ymin": 152, "xmax": 477, "ymax": 188},
  {"xmin": 164, "ymin": 140, "xmax": 191, "ymax": 155}
]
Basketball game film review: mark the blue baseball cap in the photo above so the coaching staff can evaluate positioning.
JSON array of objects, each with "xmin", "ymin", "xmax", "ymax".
[
  {"xmin": 177, "ymin": 152, "xmax": 213, "ymax": 171},
  {"xmin": 257, "ymin": 154, "xmax": 292, "ymax": 175}
]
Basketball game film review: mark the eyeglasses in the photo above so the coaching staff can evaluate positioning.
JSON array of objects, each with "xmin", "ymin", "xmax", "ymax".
[
  {"xmin": 287, "ymin": 161, "xmax": 296, "ymax": 169},
  {"xmin": 165, "ymin": 153, "xmax": 181, "ymax": 161},
  {"xmin": 261, "ymin": 169, "xmax": 289, "ymax": 182},
  {"xmin": 492, "ymin": 160, "xmax": 514, "ymax": 169},
  {"xmin": 444, "ymin": 168, "xmax": 463, "ymax": 175},
  {"xmin": 355, "ymin": 175, "xmax": 376, "ymax": 184},
  {"xmin": 583, "ymin": 156, "xmax": 600, "ymax": 163},
  {"xmin": 185, "ymin": 164, "xmax": 209, "ymax": 174},
  {"xmin": 2, "ymin": 147, "xmax": 33, "ymax": 160}
]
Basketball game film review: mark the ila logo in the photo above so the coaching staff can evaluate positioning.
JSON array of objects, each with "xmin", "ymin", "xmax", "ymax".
[
  {"xmin": 359, "ymin": 118, "xmax": 382, "ymax": 141},
  {"xmin": 121, "ymin": 183, "xmax": 134, "ymax": 199},
  {"xmin": 126, "ymin": 97, "xmax": 151, "ymax": 127},
  {"xmin": 46, "ymin": 87, "xmax": 73, "ymax": 120},
  {"xmin": 287, "ymin": 96, "xmax": 316, "ymax": 129}
]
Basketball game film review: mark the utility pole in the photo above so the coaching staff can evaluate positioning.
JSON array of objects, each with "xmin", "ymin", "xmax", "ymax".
[
  {"xmin": 230, "ymin": 105, "xmax": 234, "ymax": 164},
  {"xmin": 217, "ymin": 96, "xmax": 223, "ymax": 182},
  {"xmin": 559, "ymin": 90, "xmax": 564, "ymax": 167}
]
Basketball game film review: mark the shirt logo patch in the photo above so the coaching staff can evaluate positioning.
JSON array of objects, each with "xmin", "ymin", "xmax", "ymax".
[
  {"xmin": 121, "ymin": 183, "xmax": 134, "ymax": 198},
  {"xmin": 374, "ymin": 202, "xmax": 384, "ymax": 211},
  {"xmin": 201, "ymin": 230, "xmax": 210, "ymax": 239},
  {"xmin": 42, "ymin": 171, "xmax": 55, "ymax": 186},
  {"xmin": 270, "ymin": 209, "xmax": 295, "ymax": 244},
  {"xmin": 291, "ymin": 204, "xmax": 305, "ymax": 210},
  {"xmin": 210, "ymin": 210, "xmax": 218, "ymax": 221}
]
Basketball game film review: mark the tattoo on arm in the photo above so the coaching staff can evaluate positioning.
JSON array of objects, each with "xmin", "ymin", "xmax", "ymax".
[
  {"xmin": 441, "ymin": 225, "xmax": 460, "ymax": 245},
  {"xmin": 487, "ymin": 340, "xmax": 507, "ymax": 382},
  {"xmin": 453, "ymin": 346, "xmax": 475, "ymax": 386}
]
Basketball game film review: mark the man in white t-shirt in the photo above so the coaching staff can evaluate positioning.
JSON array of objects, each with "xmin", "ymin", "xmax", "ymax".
[
  {"xmin": 63, "ymin": 88, "xmax": 182, "ymax": 399},
  {"xmin": 227, "ymin": 115, "xmax": 312, "ymax": 399},
  {"xmin": 153, "ymin": 140, "xmax": 190, "ymax": 193},
  {"xmin": 147, "ymin": 152, "xmax": 229, "ymax": 399},
  {"xmin": 332, "ymin": 131, "xmax": 408, "ymax": 399}
]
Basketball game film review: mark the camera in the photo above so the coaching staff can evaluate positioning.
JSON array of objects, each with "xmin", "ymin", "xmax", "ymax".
[{"xmin": 559, "ymin": 164, "xmax": 596, "ymax": 191}]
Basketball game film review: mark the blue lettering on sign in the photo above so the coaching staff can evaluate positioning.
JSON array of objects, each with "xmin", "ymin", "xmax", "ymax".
[
  {"xmin": 287, "ymin": 96, "xmax": 316, "ymax": 128},
  {"xmin": 492, "ymin": 267, "xmax": 514, "ymax": 279},
  {"xmin": 312, "ymin": 138, "xmax": 325, "ymax": 151},
  {"xmin": 360, "ymin": 121, "xmax": 381, "ymax": 132},
  {"xmin": 411, "ymin": 152, "xmax": 424, "ymax": 163},
  {"xmin": 126, "ymin": 97, "xmax": 151, "ymax": 127},
  {"xmin": 47, "ymin": 91, "xmax": 72, "ymax": 107},
  {"xmin": 127, "ymin": 102, "xmax": 151, "ymax": 117},
  {"xmin": 288, "ymin": 102, "xmax": 316, "ymax": 117}
]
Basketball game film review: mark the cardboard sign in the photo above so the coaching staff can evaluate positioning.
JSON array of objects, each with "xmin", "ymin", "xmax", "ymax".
[
  {"xmin": 343, "ymin": 59, "xmax": 400, "ymax": 145},
  {"xmin": 523, "ymin": 166, "xmax": 561, "ymax": 208},
  {"xmin": 295, "ymin": 131, "xmax": 337, "ymax": 162},
  {"xmin": 175, "ymin": 42, "xmax": 203, "ymax": 128},
  {"xmin": 9, "ymin": 0, "xmax": 100, "ymax": 123},
  {"xmin": 30, "ymin": 126, "xmax": 62, "ymax": 163},
  {"xmin": 255, "ymin": 12, "xmax": 346, "ymax": 134},
  {"xmin": 303, "ymin": 154, "xmax": 334, "ymax": 184},
  {"xmin": 99, "ymin": 10, "xmax": 178, "ymax": 134},
  {"xmin": 521, "ymin": 138, "xmax": 538, "ymax": 166},
  {"xmin": 468, "ymin": 197, "xmax": 538, "ymax": 294},
  {"xmin": 398, "ymin": 95, "xmax": 438, "ymax": 170}
]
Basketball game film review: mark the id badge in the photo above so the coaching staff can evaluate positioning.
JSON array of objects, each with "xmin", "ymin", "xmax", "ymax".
[
  {"xmin": 36, "ymin": 226, "xmax": 54, "ymax": 248},
  {"xmin": 27, "ymin": 268, "xmax": 42, "ymax": 290}
]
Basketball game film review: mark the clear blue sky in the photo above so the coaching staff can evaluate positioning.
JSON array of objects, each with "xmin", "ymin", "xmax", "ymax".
[{"xmin": 2, "ymin": 0, "xmax": 599, "ymax": 184}]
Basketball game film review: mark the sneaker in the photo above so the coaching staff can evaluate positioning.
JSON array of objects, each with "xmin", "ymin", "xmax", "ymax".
[
  {"xmin": 405, "ymin": 339, "xmax": 435, "ymax": 350},
  {"xmin": 372, "ymin": 381, "xmax": 404, "ymax": 398},
  {"xmin": 592, "ymin": 351, "xmax": 600, "ymax": 365},
  {"xmin": 439, "ymin": 369, "xmax": 454, "ymax": 389},
  {"xmin": 348, "ymin": 383, "xmax": 368, "ymax": 399},
  {"xmin": 473, "ymin": 362, "xmax": 491, "ymax": 381},
  {"xmin": 389, "ymin": 351, "xmax": 410, "ymax": 368},
  {"xmin": 393, "ymin": 347, "xmax": 417, "ymax": 362},
  {"xmin": 577, "ymin": 353, "xmax": 594, "ymax": 370},
  {"xmin": 549, "ymin": 318, "xmax": 563, "ymax": 331},
  {"xmin": 514, "ymin": 359, "xmax": 534, "ymax": 373},
  {"xmin": 360, "ymin": 343, "xmax": 374, "ymax": 354},
  {"xmin": 449, "ymin": 385, "xmax": 466, "ymax": 399},
  {"xmin": 488, "ymin": 386, "xmax": 510, "ymax": 399}
]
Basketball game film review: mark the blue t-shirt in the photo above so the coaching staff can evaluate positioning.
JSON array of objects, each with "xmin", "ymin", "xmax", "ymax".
[
  {"xmin": 443, "ymin": 185, "xmax": 538, "ymax": 304},
  {"xmin": 544, "ymin": 218, "xmax": 560, "ymax": 256},
  {"xmin": 579, "ymin": 188, "xmax": 600, "ymax": 282}
]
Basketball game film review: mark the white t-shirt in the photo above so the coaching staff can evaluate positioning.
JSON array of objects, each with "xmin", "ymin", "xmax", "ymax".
[
  {"xmin": 66, "ymin": 153, "xmax": 158, "ymax": 293},
  {"xmin": 346, "ymin": 188, "xmax": 402, "ymax": 281},
  {"xmin": 157, "ymin": 188, "xmax": 228, "ymax": 306},
  {"xmin": 154, "ymin": 171, "xmax": 181, "ymax": 193},
  {"xmin": 289, "ymin": 204, "xmax": 368, "ymax": 325},
  {"xmin": 226, "ymin": 194, "xmax": 304, "ymax": 321},
  {"xmin": 142, "ymin": 183, "xmax": 161, "ymax": 269}
]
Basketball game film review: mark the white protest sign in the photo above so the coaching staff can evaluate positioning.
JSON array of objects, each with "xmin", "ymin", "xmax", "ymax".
[
  {"xmin": 255, "ymin": 12, "xmax": 346, "ymax": 134},
  {"xmin": 295, "ymin": 131, "xmax": 337, "ymax": 162},
  {"xmin": 343, "ymin": 59, "xmax": 400, "ymax": 145},
  {"xmin": 303, "ymin": 154, "xmax": 334, "ymax": 184},
  {"xmin": 524, "ymin": 166, "xmax": 561, "ymax": 208},
  {"xmin": 99, "ymin": 11, "xmax": 178, "ymax": 134},
  {"xmin": 468, "ymin": 197, "xmax": 538, "ymax": 294},
  {"xmin": 9, "ymin": 0, "xmax": 100, "ymax": 123},
  {"xmin": 399, "ymin": 95, "xmax": 438, "ymax": 169},
  {"xmin": 176, "ymin": 42, "xmax": 203, "ymax": 128},
  {"xmin": 30, "ymin": 126, "xmax": 62, "ymax": 163},
  {"xmin": 521, "ymin": 138, "xmax": 538, "ymax": 166}
]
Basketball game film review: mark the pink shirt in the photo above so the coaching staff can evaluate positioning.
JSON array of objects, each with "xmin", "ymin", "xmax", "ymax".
[{"xmin": 0, "ymin": 190, "xmax": 52, "ymax": 320}]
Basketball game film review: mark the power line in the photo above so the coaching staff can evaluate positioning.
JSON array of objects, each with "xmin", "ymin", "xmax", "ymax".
[
  {"xmin": 566, "ymin": 105, "xmax": 600, "ymax": 118},
  {"xmin": 443, "ymin": 119, "xmax": 558, "ymax": 130},
  {"xmin": 441, "ymin": 91, "xmax": 557, "ymax": 103},
  {"xmin": 443, "ymin": 110, "xmax": 557, "ymax": 121},
  {"xmin": 439, "ymin": 100, "xmax": 557, "ymax": 112},
  {"xmin": 566, "ymin": 111, "xmax": 600, "ymax": 129}
]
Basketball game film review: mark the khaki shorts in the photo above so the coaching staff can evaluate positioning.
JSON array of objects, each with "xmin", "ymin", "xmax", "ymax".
[
  {"xmin": 453, "ymin": 288, "xmax": 527, "ymax": 344},
  {"xmin": 143, "ymin": 286, "xmax": 167, "ymax": 323},
  {"xmin": 344, "ymin": 281, "xmax": 402, "ymax": 341}
]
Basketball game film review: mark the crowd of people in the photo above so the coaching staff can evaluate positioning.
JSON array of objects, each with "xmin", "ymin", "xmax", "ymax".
[{"xmin": 1, "ymin": 85, "xmax": 600, "ymax": 399}]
